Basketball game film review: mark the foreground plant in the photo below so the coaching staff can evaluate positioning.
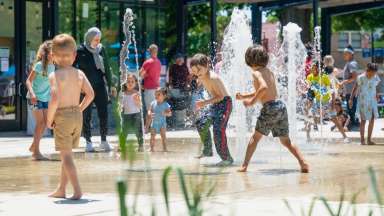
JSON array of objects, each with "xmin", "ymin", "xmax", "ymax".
[
  {"xmin": 162, "ymin": 166, "xmax": 217, "ymax": 216},
  {"xmin": 284, "ymin": 166, "xmax": 383, "ymax": 216}
]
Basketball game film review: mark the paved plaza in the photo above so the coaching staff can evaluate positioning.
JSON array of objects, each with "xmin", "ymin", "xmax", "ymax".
[{"xmin": 0, "ymin": 120, "xmax": 384, "ymax": 215}]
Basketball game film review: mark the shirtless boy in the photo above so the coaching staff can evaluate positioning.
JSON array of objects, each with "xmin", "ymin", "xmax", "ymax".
[
  {"xmin": 190, "ymin": 54, "xmax": 233, "ymax": 166},
  {"xmin": 47, "ymin": 34, "xmax": 94, "ymax": 199},
  {"xmin": 236, "ymin": 45, "xmax": 309, "ymax": 173}
]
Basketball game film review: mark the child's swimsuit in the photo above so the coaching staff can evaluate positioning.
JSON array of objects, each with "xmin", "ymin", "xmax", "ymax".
[
  {"xmin": 256, "ymin": 100, "xmax": 289, "ymax": 137},
  {"xmin": 150, "ymin": 101, "xmax": 171, "ymax": 134}
]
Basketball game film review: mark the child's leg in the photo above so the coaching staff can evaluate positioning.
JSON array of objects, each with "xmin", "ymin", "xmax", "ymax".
[
  {"xmin": 30, "ymin": 109, "xmax": 48, "ymax": 159},
  {"xmin": 160, "ymin": 128, "xmax": 167, "ymax": 152},
  {"xmin": 368, "ymin": 114, "xmax": 375, "ymax": 145},
  {"xmin": 279, "ymin": 137, "xmax": 309, "ymax": 173},
  {"xmin": 330, "ymin": 117, "xmax": 347, "ymax": 138},
  {"xmin": 195, "ymin": 112, "xmax": 213, "ymax": 158},
  {"xmin": 360, "ymin": 119, "xmax": 366, "ymax": 145},
  {"xmin": 150, "ymin": 130, "xmax": 156, "ymax": 152},
  {"xmin": 49, "ymin": 163, "xmax": 68, "ymax": 198},
  {"xmin": 135, "ymin": 113, "xmax": 144, "ymax": 150},
  {"xmin": 212, "ymin": 100, "xmax": 233, "ymax": 162},
  {"xmin": 237, "ymin": 131, "xmax": 263, "ymax": 172},
  {"xmin": 60, "ymin": 150, "xmax": 82, "ymax": 200}
]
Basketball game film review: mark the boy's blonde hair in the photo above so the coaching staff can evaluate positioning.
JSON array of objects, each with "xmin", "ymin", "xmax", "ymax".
[
  {"xmin": 52, "ymin": 34, "xmax": 77, "ymax": 53},
  {"xmin": 245, "ymin": 44, "xmax": 269, "ymax": 67},
  {"xmin": 149, "ymin": 44, "xmax": 158, "ymax": 53}
]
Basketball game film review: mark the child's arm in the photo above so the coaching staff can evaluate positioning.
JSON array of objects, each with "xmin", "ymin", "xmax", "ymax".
[
  {"xmin": 349, "ymin": 82, "xmax": 358, "ymax": 108},
  {"xmin": 244, "ymin": 73, "xmax": 267, "ymax": 106},
  {"xmin": 47, "ymin": 74, "xmax": 58, "ymax": 129},
  {"xmin": 25, "ymin": 70, "xmax": 37, "ymax": 104},
  {"xmin": 163, "ymin": 108, "xmax": 172, "ymax": 117},
  {"xmin": 196, "ymin": 79, "xmax": 225, "ymax": 109},
  {"xmin": 145, "ymin": 106, "xmax": 153, "ymax": 131},
  {"xmin": 236, "ymin": 92, "xmax": 255, "ymax": 100},
  {"xmin": 79, "ymin": 71, "xmax": 95, "ymax": 112},
  {"xmin": 344, "ymin": 114, "xmax": 351, "ymax": 129},
  {"xmin": 133, "ymin": 93, "xmax": 142, "ymax": 109}
]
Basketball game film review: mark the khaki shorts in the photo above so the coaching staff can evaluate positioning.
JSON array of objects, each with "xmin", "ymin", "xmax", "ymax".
[{"xmin": 53, "ymin": 106, "xmax": 83, "ymax": 151}]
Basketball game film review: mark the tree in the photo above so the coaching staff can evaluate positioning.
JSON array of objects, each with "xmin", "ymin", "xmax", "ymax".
[{"xmin": 332, "ymin": 8, "xmax": 384, "ymax": 32}]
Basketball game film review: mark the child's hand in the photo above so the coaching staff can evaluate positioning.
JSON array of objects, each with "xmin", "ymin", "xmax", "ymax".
[
  {"xmin": 195, "ymin": 100, "xmax": 205, "ymax": 110},
  {"xmin": 47, "ymin": 120, "xmax": 55, "ymax": 129},
  {"xmin": 343, "ymin": 126, "xmax": 349, "ymax": 132},
  {"xmin": 243, "ymin": 99, "xmax": 252, "ymax": 107},
  {"xmin": 235, "ymin": 93, "xmax": 243, "ymax": 100},
  {"xmin": 31, "ymin": 94, "xmax": 37, "ymax": 105},
  {"xmin": 348, "ymin": 99, "xmax": 353, "ymax": 109}
]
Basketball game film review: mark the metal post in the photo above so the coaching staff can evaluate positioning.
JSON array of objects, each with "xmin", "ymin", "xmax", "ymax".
[
  {"xmin": 320, "ymin": 8, "xmax": 331, "ymax": 55},
  {"xmin": 176, "ymin": 0, "xmax": 186, "ymax": 54},
  {"xmin": 313, "ymin": 0, "xmax": 318, "ymax": 27},
  {"xmin": 251, "ymin": 4, "xmax": 262, "ymax": 44},
  {"xmin": 371, "ymin": 31, "xmax": 375, "ymax": 63},
  {"xmin": 210, "ymin": 0, "xmax": 217, "ymax": 63}
]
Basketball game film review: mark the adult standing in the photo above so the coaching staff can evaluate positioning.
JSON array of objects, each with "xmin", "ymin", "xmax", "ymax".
[
  {"xmin": 340, "ymin": 45, "xmax": 359, "ymax": 127},
  {"xmin": 168, "ymin": 53, "xmax": 190, "ymax": 96},
  {"xmin": 74, "ymin": 27, "xmax": 113, "ymax": 152},
  {"xmin": 140, "ymin": 44, "xmax": 161, "ymax": 113}
]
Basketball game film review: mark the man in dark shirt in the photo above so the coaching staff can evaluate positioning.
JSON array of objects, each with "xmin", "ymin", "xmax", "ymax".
[{"xmin": 168, "ymin": 53, "xmax": 190, "ymax": 94}]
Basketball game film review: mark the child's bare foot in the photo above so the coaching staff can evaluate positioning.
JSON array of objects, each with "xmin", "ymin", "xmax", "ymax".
[
  {"xmin": 32, "ymin": 153, "xmax": 50, "ymax": 161},
  {"xmin": 29, "ymin": 144, "xmax": 35, "ymax": 152},
  {"xmin": 49, "ymin": 189, "xmax": 66, "ymax": 198},
  {"xmin": 237, "ymin": 165, "xmax": 248, "ymax": 172},
  {"xmin": 137, "ymin": 146, "xmax": 144, "ymax": 152},
  {"xmin": 69, "ymin": 192, "xmax": 82, "ymax": 200},
  {"xmin": 361, "ymin": 141, "xmax": 366, "ymax": 145},
  {"xmin": 149, "ymin": 148, "xmax": 155, "ymax": 152},
  {"xmin": 300, "ymin": 162, "xmax": 309, "ymax": 173},
  {"xmin": 368, "ymin": 141, "xmax": 376, "ymax": 145}
]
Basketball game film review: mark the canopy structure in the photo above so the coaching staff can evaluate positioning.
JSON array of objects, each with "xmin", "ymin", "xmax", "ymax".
[{"xmin": 178, "ymin": 0, "xmax": 384, "ymax": 59}]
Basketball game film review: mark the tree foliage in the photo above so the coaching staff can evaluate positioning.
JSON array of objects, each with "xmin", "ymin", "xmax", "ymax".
[
  {"xmin": 332, "ymin": 8, "xmax": 384, "ymax": 32},
  {"xmin": 163, "ymin": 1, "xmax": 246, "ymax": 59}
]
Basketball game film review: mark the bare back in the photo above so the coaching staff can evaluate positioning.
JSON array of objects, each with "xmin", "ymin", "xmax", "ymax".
[
  {"xmin": 51, "ymin": 67, "xmax": 84, "ymax": 108},
  {"xmin": 253, "ymin": 67, "xmax": 278, "ymax": 104}
]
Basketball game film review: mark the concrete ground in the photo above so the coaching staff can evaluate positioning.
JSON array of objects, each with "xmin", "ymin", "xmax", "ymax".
[{"xmin": 0, "ymin": 120, "xmax": 384, "ymax": 215}]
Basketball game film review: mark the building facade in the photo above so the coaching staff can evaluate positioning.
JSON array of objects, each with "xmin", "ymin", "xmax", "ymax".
[{"xmin": 0, "ymin": 0, "xmax": 166, "ymax": 131}]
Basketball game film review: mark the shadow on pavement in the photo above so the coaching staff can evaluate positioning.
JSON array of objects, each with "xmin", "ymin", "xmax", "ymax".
[{"xmin": 54, "ymin": 198, "xmax": 100, "ymax": 205}]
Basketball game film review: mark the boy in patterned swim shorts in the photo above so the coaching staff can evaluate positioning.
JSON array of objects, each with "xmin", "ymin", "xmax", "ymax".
[{"xmin": 236, "ymin": 45, "xmax": 309, "ymax": 173}]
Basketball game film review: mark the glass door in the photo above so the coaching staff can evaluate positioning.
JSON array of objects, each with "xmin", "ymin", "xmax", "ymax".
[
  {"xmin": 25, "ymin": 0, "xmax": 44, "ymax": 134},
  {"xmin": 0, "ymin": 0, "xmax": 17, "ymax": 129}
]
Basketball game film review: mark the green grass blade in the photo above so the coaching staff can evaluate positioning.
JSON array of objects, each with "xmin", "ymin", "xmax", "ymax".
[
  {"xmin": 176, "ymin": 167, "xmax": 192, "ymax": 210},
  {"xmin": 162, "ymin": 166, "xmax": 173, "ymax": 215},
  {"xmin": 283, "ymin": 199, "xmax": 297, "ymax": 216},
  {"xmin": 117, "ymin": 180, "xmax": 128, "ymax": 216},
  {"xmin": 307, "ymin": 197, "xmax": 317, "ymax": 216},
  {"xmin": 368, "ymin": 167, "xmax": 384, "ymax": 216},
  {"xmin": 320, "ymin": 196, "xmax": 336, "ymax": 216},
  {"xmin": 336, "ymin": 190, "xmax": 345, "ymax": 216}
]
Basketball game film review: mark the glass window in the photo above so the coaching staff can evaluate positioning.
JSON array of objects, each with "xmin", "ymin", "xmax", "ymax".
[
  {"xmin": 338, "ymin": 32, "xmax": 349, "ymax": 49},
  {"xmin": 351, "ymin": 32, "xmax": 361, "ymax": 49},
  {"xmin": 0, "ymin": 0, "xmax": 15, "ymax": 120},
  {"xmin": 100, "ymin": 2, "xmax": 120, "ymax": 81},
  {"xmin": 76, "ymin": 0, "xmax": 97, "ymax": 44},
  {"xmin": 58, "ymin": 0, "xmax": 74, "ymax": 35}
]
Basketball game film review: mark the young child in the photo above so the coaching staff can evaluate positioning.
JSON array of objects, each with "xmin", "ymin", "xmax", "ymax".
[
  {"xmin": 25, "ymin": 40, "xmax": 54, "ymax": 160},
  {"xmin": 120, "ymin": 74, "xmax": 144, "ymax": 152},
  {"xmin": 306, "ymin": 62, "xmax": 349, "ymax": 142},
  {"xmin": 350, "ymin": 63, "xmax": 380, "ymax": 145},
  {"xmin": 331, "ymin": 99, "xmax": 350, "ymax": 132},
  {"xmin": 236, "ymin": 45, "xmax": 309, "ymax": 173},
  {"xmin": 146, "ymin": 88, "xmax": 171, "ymax": 152},
  {"xmin": 47, "ymin": 34, "xmax": 94, "ymax": 200},
  {"xmin": 190, "ymin": 54, "xmax": 234, "ymax": 166}
]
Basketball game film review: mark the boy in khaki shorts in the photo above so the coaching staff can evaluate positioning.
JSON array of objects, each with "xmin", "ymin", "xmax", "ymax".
[{"xmin": 47, "ymin": 34, "xmax": 94, "ymax": 200}]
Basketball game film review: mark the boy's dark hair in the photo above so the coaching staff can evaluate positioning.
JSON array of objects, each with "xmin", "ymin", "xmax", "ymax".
[
  {"xmin": 367, "ymin": 63, "xmax": 378, "ymax": 72},
  {"xmin": 245, "ymin": 44, "xmax": 269, "ymax": 67},
  {"xmin": 190, "ymin": 53, "xmax": 210, "ymax": 68},
  {"xmin": 334, "ymin": 99, "xmax": 342, "ymax": 106}
]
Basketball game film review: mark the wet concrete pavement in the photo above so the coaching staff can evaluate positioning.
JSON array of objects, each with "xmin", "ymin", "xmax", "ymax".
[{"xmin": 1, "ymin": 121, "xmax": 384, "ymax": 215}]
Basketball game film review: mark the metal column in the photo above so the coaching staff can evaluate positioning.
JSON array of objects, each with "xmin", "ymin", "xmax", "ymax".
[
  {"xmin": 313, "ymin": 0, "xmax": 318, "ymax": 27},
  {"xmin": 251, "ymin": 4, "xmax": 262, "ymax": 44},
  {"xmin": 210, "ymin": 0, "xmax": 217, "ymax": 63},
  {"xmin": 320, "ymin": 8, "xmax": 331, "ymax": 55},
  {"xmin": 176, "ymin": 0, "xmax": 187, "ymax": 54}
]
